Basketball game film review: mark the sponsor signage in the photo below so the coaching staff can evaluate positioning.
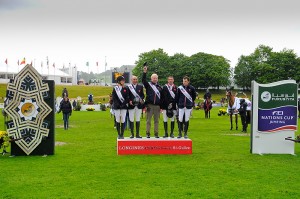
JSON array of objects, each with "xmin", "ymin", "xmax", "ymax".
[
  {"xmin": 258, "ymin": 83, "xmax": 297, "ymax": 132},
  {"xmin": 117, "ymin": 139, "xmax": 192, "ymax": 155},
  {"xmin": 251, "ymin": 80, "xmax": 298, "ymax": 154}
]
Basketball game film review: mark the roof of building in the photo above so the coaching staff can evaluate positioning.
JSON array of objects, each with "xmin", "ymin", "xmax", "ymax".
[{"xmin": 0, "ymin": 65, "xmax": 71, "ymax": 77}]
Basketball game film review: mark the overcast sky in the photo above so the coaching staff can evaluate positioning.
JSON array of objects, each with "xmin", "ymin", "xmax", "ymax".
[{"xmin": 0, "ymin": 0, "xmax": 299, "ymax": 73}]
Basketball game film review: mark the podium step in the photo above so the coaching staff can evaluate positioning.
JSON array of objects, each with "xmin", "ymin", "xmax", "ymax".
[{"xmin": 117, "ymin": 137, "xmax": 192, "ymax": 155}]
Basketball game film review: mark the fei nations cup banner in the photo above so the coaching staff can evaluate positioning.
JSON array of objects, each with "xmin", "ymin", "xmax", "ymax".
[
  {"xmin": 258, "ymin": 83, "xmax": 297, "ymax": 132},
  {"xmin": 251, "ymin": 80, "xmax": 298, "ymax": 154}
]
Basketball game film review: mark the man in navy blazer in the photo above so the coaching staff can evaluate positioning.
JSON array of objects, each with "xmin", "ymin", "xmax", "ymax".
[{"xmin": 127, "ymin": 75, "xmax": 145, "ymax": 138}]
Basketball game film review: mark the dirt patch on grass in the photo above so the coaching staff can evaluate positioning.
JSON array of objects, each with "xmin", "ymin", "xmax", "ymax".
[
  {"xmin": 223, "ymin": 133, "xmax": 250, "ymax": 137},
  {"xmin": 56, "ymin": 125, "xmax": 75, "ymax": 128},
  {"xmin": 55, "ymin": 141, "xmax": 67, "ymax": 146}
]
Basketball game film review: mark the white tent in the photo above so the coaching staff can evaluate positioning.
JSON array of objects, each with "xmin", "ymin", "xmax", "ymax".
[{"xmin": 0, "ymin": 64, "xmax": 77, "ymax": 85}]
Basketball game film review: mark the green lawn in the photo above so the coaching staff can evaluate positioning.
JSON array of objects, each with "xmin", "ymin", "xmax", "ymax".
[
  {"xmin": 0, "ymin": 83, "xmax": 250, "ymax": 104},
  {"xmin": 1, "ymin": 108, "xmax": 300, "ymax": 198},
  {"xmin": 0, "ymin": 84, "xmax": 113, "ymax": 103}
]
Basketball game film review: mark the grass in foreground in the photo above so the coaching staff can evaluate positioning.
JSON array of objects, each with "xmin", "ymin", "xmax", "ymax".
[{"xmin": 0, "ymin": 109, "xmax": 300, "ymax": 198}]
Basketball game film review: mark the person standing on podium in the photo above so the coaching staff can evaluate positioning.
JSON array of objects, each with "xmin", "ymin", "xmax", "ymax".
[
  {"xmin": 112, "ymin": 76, "xmax": 129, "ymax": 139},
  {"xmin": 161, "ymin": 76, "xmax": 178, "ymax": 138},
  {"xmin": 127, "ymin": 75, "xmax": 145, "ymax": 138},
  {"xmin": 142, "ymin": 63, "xmax": 162, "ymax": 138},
  {"xmin": 177, "ymin": 76, "xmax": 196, "ymax": 139}
]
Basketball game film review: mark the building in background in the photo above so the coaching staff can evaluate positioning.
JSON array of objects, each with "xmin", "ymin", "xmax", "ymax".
[{"xmin": 0, "ymin": 64, "xmax": 77, "ymax": 85}]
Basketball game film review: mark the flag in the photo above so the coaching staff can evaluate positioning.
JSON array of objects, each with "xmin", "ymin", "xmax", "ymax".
[
  {"xmin": 86, "ymin": 62, "xmax": 89, "ymax": 67},
  {"xmin": 105, "ymin": 61, "xmax": 107, "ymax": 67},
  {"xmin": 41, "ymin": 61, "xmax": 43, "ymax": 68},
  {"xmin": 96, "ymin": 62, "xmax": 98, "ymax": 67},
  {"xmin": 5, "ymin": 58, "xmax": 7, "ymax": 65},
  {"xmin": 20, "ymin": 58, "xmax": 26, "ymax": 65},
  {"xmin": 17, "ymin": 60, "xmax": 19, "ymax": 65},
  {"xmin": 53, "ymin": 63, "xmax": 55, "ymax": 68}
]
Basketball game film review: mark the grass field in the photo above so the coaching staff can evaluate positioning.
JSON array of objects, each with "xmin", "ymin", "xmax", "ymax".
[
  {"xmin": 0, "ymin": 108, "xmax": 300, "ymax": 198},
  {"xmin": 0, "ymin": 84, "xmax": 113, "ymax": 103},
  {"xmin": 0, "ymin": 83, "xmax": 250, "ymax": 104}
]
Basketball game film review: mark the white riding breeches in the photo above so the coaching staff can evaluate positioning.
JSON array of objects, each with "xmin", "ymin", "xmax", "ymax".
[
  {"xmin": 162, "ymin": 110, "xmax": 176, "ymax": 122},
  {"xmin": 114, "ymin": 109, "xmax": 127, "ymax": 123},
  {"xmin": 178, "ymin": 108, "xmax": 192, "ymax": 122},
  {"xmin": 128, "ymin": 107, "xmax": 142, "ymax": 122}
]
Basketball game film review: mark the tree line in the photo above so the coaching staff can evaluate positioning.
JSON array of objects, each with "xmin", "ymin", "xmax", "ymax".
[
  {"xmin": 133, "ymin": 46, "xmax": 300, "ymax": 90},
  {"xmin": 234, "ymin": 45, "xmax": 300, "ymax": 90},
  {"xmin": 132, "ymin": 48, "xmax": 231, "ymax": 89}
]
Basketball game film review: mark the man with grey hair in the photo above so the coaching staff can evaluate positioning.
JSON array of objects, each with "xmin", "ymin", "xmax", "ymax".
[
  {"xmin": 142, "ymin": 65, "xmax": 162, "ymax": 138},
  {"xmin": 127, "ymin": 75, "xmax": 145, "ymax": 138}
]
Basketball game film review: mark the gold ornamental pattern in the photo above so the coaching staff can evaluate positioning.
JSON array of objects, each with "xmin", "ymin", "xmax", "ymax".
[{"xmin": 3, "ymin": 64, "xmax": 52, "ymax": 155}]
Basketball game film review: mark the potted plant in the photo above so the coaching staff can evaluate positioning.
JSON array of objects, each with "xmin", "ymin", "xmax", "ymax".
[
  {"xmin": 86, "ymin": 107, "xmax": 95, "ymax": 111},
  {"xmin": 0, "ymin": 131, "xmax": 9, "ymax": 155}
]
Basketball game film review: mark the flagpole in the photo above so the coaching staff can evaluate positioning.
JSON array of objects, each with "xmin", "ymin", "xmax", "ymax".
[
  {"xmin": 105, "ymin": 56, "xmax": 107, "ymax": 86},
  {"xmin": 41, "ymin": 61, "xmax": 43, "ymax": 76},
  {"xmin": 97, "ymin": 62, "xmax": 99, "ymax": 74},
  {"xmin": 6, "ymin": 64, "xmax": 8, "ymax": 80},
  {"xmin": 46, "ymin": 56, "xmax": 49, "ymax": 77},
  {"xmin": 5, "ymin": 59, "xmax": 8, "ymax": 80},
  {"xmin": 68, "ymin": 62, "xmax": 71, "ymax": 84},
  {"xmin": 87, "ymin": 61, "xmax": 89, "ymax": 74},
  {"xmin": 54, "ymin": 63, "xmax": 55, "ymax": 83}
]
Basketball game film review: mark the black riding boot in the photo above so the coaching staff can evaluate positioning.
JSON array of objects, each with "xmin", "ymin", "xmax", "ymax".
[
  {"xmin": 129, "ymin": 121, "xmax": 134, "ymax": 138},
  {"xmin": 170, "ymin": 121, "xmax": 175, "ymax": 138},
  {"xmin": 177, "ymin": 122, "xmax": 183, "ymax": 138},
  {"xmin": 136, "ymin": 121, "xmax": 142, "ymax": 138},
  {"xmin": 184, "ymin": 121, "xmax": 189, "ymax": 139},
  {"xmin": 120, "ymin": 123, "xmax": 125, "ymax": 139},
  {"xmin": 163, "ymin": 122, "xmax": 168, "ymax": 138},
  {"xmin": 116, "ymin": 122, "xmax": 121, "ymax": 139}
]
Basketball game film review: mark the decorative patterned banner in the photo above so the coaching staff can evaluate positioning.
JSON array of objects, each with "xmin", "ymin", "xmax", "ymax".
[{"xmin": 4, "ymin": 64, "xmax": 52, "ymax": 155}]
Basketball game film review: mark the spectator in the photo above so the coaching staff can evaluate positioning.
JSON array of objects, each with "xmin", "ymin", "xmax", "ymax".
[
  {"xmin": 58, "ymin": 97, "xmax": 72, "ymax": 130},
  {"xmin": 62, "ymin": 88, "xmax": 68, "ymax": 98}
]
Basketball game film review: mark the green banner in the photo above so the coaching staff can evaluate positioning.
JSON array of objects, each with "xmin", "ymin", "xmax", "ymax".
[{"xmin": 258, "ymin": 83, "xmax": 297, "ymax": 109}]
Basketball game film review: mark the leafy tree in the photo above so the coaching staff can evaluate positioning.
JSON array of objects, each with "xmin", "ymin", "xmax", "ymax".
[
  {"xmin": 234, "ymin": 55, "xmax": 255, "ymax": 89},
  {"xmin": 188, "ymin": 52, "xmax": 231, "ymax": 89},
  {"xmin": 134, "ymin": 49, "xmax": 231, "ymax": 89},
  {"xmin": 234, "ymin": 44, "xmax": 300, "ymax": 87},
  {"xmin": 132, "ymin": 48, "xmax": 170, "ymax": 83},
  {"xmin": 169, "ymin": 53, "xmax": 189, "ymax": 85}
]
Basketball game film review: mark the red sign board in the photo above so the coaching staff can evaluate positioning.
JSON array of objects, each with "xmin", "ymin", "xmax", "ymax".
[{"xmin": 117, "ymin": 138, "xmax": 192, "ymax": 155}]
